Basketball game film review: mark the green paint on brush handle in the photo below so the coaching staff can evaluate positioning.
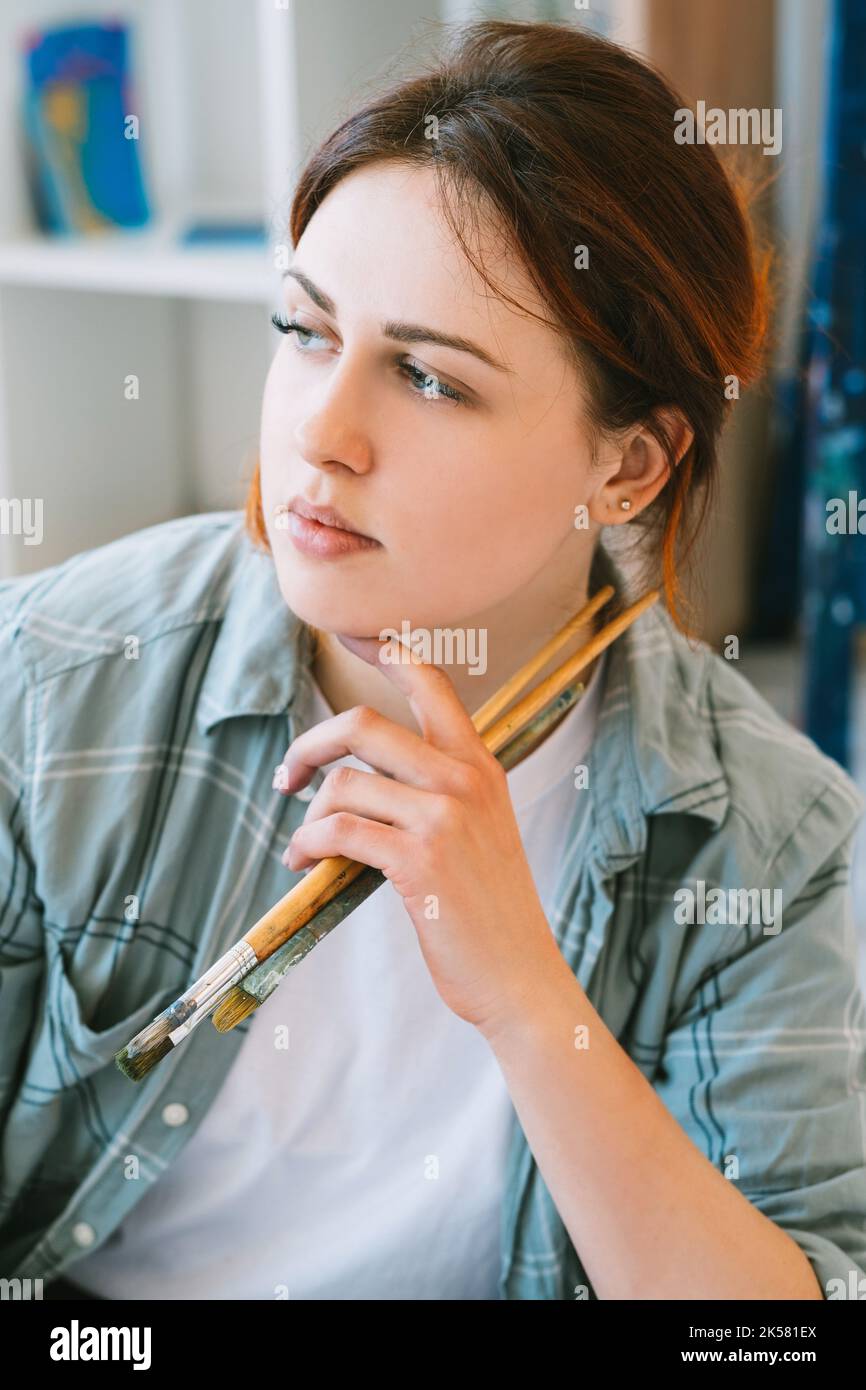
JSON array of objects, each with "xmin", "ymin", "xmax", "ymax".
[
  {"xmin": 241, "ymin": 863, "xmax": 386, "ymax": 1004},
  {"xmin": 497, "ymin": 681, "xmax": 584, "ymax": 771}
]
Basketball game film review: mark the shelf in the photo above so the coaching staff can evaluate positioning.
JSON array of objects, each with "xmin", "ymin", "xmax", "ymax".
[{"xmin": 0, "ymin": 224, "xmax": 277, "ymax": 302}]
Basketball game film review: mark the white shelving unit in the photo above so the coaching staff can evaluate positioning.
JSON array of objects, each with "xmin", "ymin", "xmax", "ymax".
[
  {"xmin": 0, "ymin": 224, "xmax": 276, "ymax": 302},
  {"xmin": 0, "ymin": 0, "xmax": 634, "ymax": 578}
]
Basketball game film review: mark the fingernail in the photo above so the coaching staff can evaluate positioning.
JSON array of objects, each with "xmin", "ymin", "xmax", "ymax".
[{"xmin": 273, "ymin": 759, "xmax": 296, "ymax": 793}]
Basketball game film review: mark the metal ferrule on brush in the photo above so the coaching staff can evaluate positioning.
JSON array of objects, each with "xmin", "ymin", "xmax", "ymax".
[
  {"xmin": 126, "ymin": 941, "xmax": 259, "ymax": 1056},
  {"xmin": 166, "ymin": 940, "xmax": 259, "ymax": 1043}
]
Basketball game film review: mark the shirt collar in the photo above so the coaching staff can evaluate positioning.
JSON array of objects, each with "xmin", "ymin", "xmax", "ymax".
[
  {"xmin": 586, "ymin": 542, "xmax": 730, "ymax": 874},
  {"xmin": 196, "ymin": 526, "xmax": 730, "ymax": 859},
  {"xmin": 195, "ymin": 528, "xmax": 315, "ymax": 736}
]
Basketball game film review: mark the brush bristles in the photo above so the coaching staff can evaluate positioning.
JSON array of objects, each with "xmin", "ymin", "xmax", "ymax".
[
  {"xmin": 212, "ymin": 986, "xmax": 260, "ymax": 1032},
  {"xmin": 124, "ymin": 1012, "xmax": 174, "ymax": 1058},
  {"xmin": 115, "ymin": 1034, "xmax": 173, "ymax": 1082}
]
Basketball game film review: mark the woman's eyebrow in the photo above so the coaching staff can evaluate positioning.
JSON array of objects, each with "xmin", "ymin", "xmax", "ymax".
[{"xmin": 282, "ymin": 266, "xmax": 514, "ymax": 374}]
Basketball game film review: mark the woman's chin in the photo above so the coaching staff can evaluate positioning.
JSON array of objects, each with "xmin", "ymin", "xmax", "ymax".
[
  {"xmin": 275, "ymin": 584, "xmax": 381, "ymax": 639},
  {"xmin": 269, "ymin": 556, "xmax": 413, "ymax": 639}
]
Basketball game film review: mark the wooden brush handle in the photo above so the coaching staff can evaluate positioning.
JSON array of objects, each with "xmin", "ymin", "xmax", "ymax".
[
  {"xmin": 245, "ymin": 856, "xmax": 365, "ymax": 960},
  {"xmin": 482, "ymin": 589, "xmax": 658, "ymax": 754}
]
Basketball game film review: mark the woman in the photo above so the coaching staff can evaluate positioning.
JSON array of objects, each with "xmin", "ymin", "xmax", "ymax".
[{"xmin": 2, "ymin": 20, "xmax": 865, "ymax": 1301}]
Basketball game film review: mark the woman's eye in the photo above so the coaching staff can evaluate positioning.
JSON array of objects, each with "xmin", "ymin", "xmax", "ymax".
[
  {"xmin": 270, "ymin": 312, "xmax": 328, "ymax": 349},
  {"xmin": 270, "ymin": 313, "xmax": 467, "ymax": 407},
  {"xmin": 399, "ymin": 360, "xmax": 468, "ymax": 406}
]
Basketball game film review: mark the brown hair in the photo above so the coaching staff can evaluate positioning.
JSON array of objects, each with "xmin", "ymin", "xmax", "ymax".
[{"xmin": 246, "ymin": 18, "xmax": 773, "ymax": 634}]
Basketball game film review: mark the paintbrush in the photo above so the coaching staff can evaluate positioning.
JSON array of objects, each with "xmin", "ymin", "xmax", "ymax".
[{"xmin": 115, "ymin": 584, "xmax": 657, "ymax": 1080}]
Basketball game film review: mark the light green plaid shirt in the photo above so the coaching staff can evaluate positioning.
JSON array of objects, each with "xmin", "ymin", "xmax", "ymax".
[{"xmin": 2, "ymin": 511, "xmax": 865, "ymax": 1299}]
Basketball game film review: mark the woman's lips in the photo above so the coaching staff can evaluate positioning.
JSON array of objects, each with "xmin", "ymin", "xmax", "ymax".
[{"xmin": 286, "ymin": 511, "xmax": 382, "ymax": 559}]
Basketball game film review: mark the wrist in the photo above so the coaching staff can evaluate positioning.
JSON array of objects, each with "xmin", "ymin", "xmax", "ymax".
[{"xmin": 478, "ymin": 946, "xmax": 585, "ymax": 1056}]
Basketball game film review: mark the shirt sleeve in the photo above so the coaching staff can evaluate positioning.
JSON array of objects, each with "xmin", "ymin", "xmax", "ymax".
[
  {"xmin": 0, "ymin": 603, "xmax": 44, "ymax": 1141},
  {"xmin": 652, "ymin": 781, "xmax": 866, "ymax": 1300}
]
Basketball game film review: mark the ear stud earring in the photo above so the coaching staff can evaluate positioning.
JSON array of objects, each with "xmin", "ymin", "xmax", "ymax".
[{"xmin": 620, "ymin": 499, "xmax": 632, "ymax": 511}]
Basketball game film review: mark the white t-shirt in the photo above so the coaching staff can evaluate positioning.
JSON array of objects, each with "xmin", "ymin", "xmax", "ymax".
[{"xmin": 72, "ymin": 651, "xmax": 607, "ymax": 1300}]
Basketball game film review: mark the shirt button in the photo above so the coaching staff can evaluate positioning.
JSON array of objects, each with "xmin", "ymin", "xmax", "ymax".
[
  {"xmin": 162, "ymin": 1102, "xmax": 189, "ymax": 1127},
  {"xmin": 72, "ymin": 1222, "xmax": 96, "ymax": 1247}
]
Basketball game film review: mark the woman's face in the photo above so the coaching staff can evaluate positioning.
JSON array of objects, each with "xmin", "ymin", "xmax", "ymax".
[{"xmin": 260, "ymin": 161, "xmax": 610, "ymax": 637}]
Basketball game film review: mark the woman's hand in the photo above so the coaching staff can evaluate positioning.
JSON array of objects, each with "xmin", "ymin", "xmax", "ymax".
[{"xmin": 272, "ymin": 633, "xmax": 570, "ymax": 1040}]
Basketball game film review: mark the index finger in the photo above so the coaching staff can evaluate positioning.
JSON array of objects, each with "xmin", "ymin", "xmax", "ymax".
[{"xmin": 338, "ymin": 631, "xmax": 492, "ymax": 765}]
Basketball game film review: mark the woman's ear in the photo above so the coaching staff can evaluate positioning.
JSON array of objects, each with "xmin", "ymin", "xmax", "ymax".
[{"xmin": 590, "ymin": 407, "xmax": 693, "ymax": 525}]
